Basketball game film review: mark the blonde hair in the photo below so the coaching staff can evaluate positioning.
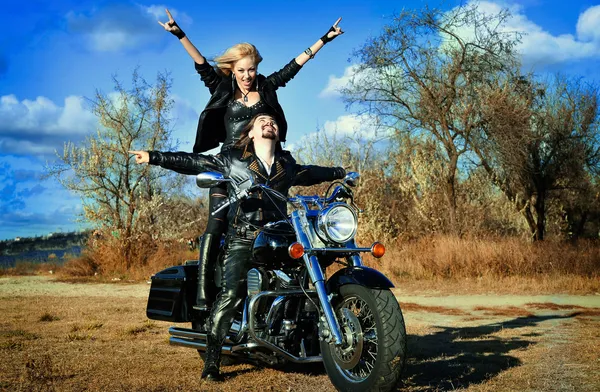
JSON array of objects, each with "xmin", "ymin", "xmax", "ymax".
[{"xmin": 214, "ymin": 43, "xmax": 263, "ymax": 76}]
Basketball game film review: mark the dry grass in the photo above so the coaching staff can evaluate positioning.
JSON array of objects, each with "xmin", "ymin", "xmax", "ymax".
[
  {"xmin": 0, "ymin": 293, "xmax": 336, "ymax": 392},
  {"xmin": 0, "ymin": 277, "xmax": 599, "ymax": 391},
  {"xmin": 31, "ymin": 237, "xmax": 200, "ymax": 282},
  {"xmin": 38, "ymin": 313, "xmax": 60, "ymax": 322},
  {"xmin": 392, "ymin": 274, "xmax": 600, "ymax": 295},
  {"xmin": 525, "ymin": 302, "xmax": 588, "ymax": 310},
  {"xmin": 472, "ymin": 306, "xmax": 534, "ymax": 317},
  {"xmin": 385, "ymin": 236, "xmax": 598, "ymax": 277},
  {"xmin": 0, "ymin": 261, "xmax": 62, "ymax": 277},
  {"xmin": 400, "ymin": 302, "xmax": 470, "ymax": 316},
  {"xmin": 66, "ymin": 237, "xmax": 198, "ymax": 281},
  {"xmin": 60, "ymin": 253, "xmax": 98, "ymax": 277},
  {"xmin": 568, "ymin": 309, "xmax": 600, "ymax": 317},
  {"xmin": 3, "ymin": 236, "xmax": 599, "ymax": 300},
  {"xmin": 70, "ymin": 322, "xmax": 103, "ymax": 332},
  {"xmin": 4, "ymin": 236, "xmax": 599, "ymax": 296},
  {"xmin": 123, "ymin": 320, "xmax": 158, "ymax": 336},
  {"xmin": 357, "ymin": 236, "xmax": 600, "ymax": 294}
]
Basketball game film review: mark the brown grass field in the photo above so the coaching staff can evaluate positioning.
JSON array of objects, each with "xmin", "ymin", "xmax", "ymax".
[{"xmin": 1, "ymin": 276, "xmax": 599, "ymax": 392}]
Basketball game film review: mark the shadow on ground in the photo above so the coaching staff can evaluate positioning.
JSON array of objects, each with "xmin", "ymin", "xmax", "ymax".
[
  {"xmin": 399, "ymin": 313, "xmax": 577, "ymax": 391},
  {"xmin": 218, "ymin": 313, "xmax": 578, "ymax": 390}
]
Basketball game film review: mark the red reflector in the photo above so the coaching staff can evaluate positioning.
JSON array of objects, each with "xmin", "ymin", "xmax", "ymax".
[
  {"xmin": 371, "ymin": 242, "xmax": 385, "ymax": 258},
  {"xmin": 288, "ymin": 242, "xmax": 305, "ymax": 259}
]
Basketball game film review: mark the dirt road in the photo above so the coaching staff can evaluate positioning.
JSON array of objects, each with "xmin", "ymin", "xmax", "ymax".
[{"xmin": 1, "ymin": 276, "xmax": 599, "ymax": 391}]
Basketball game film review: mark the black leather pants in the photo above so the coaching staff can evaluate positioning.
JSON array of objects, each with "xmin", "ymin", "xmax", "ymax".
[
  {"xmin": 196, "ymin": 184, "xmax": 229, "ymax": 308},
  {"xmin": 205, "ymin": 184, "xmax": 229, "ymax": 235},
  {"xmin": 208, "ymin": 234, "xmax": 254, "ymax": 343}
]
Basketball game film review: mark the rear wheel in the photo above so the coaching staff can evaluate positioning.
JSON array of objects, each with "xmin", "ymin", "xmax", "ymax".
[{"xmin": 320, "ymin": 284, "xmax": 407, "ymax": 392}]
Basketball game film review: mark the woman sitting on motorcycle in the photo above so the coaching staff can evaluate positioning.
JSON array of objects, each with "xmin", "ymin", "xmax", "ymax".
[
  {"xmin": 158, "ymin": 9, "xmax": 345, "ymax": 313},
  {"xmin": 130, "ymin": 113, "xmax": 346, "ymax": 381}
]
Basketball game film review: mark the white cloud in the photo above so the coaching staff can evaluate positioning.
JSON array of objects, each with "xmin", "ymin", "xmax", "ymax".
[
  {"xmin": 0, "ymin": 139, "xmax": 58, "ymax": 156},
  {"xmin": 322, "ymin": 2, "xmax": 600, "ymax": 94},
  {"xmin": 0, "ymin": 90, "xmax": 202, "ymax": 157},
  {"xmin": 66, "ymin": 3, "xmax": 191, "ymax": 53},
  {"xmin": 323, "ymin": 114, "xmax": 388, "ymax": 138},
  {"xmin": 320, "ymin": 63, "xmax": 381, "ymax": 99},
  {"xmin": 0, "ymin": 205, "xmax": 84, "ymax": 239},
  {"xmin": 145, "ymin": 5, "xmax": 168, "ymax": 20},
  {"xmin": 0, "ymin": 94, "xmax": 97, "ymax": 156},
  {"xmin": 320, "ymin": 65, "xmax": 361, "ymax": 98},
  {"xmin": 288, "ymin": 113, "xmax": 391, "ymax": 153},
  {"xmin": 576, "ymin": 5, "xmax": 600, "ymax": 43},
  {"xmin": 170, "ymin": 94, "xmax": 200, "ymax": 126},
  {"xmin": 155, "ymin": 94, "xmax": 200, "ymax": 149},
  {"xmin": 0, "ymin": 156, "xmax": 84, "ymax": 240},
  {"xmin": 144, "ymin": 5, "xmax": 192, "ymax": 25},
  {"xmin": 89, "ymin": 31, "xmax": 130, "ymax": 52},
  {"xmin": 0, "ymin": 94, "xmax": 95, "ymax": 137},
  {"xmin": 460, "ymin": 1, "xmax": 600, "ymax": 68},
  {"xmin": 58, "ymin": 96, "xmax": 98, "ymax": 133}
]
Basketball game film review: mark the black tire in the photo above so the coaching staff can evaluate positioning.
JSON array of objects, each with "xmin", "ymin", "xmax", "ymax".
[{"xmin": 320, "ymin": 284, "xmax": 407, "ymax": 392}]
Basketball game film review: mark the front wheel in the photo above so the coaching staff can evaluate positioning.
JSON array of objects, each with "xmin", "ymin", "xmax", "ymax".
[{"xmin": 320, "ymin": 284, "xmax": 407, "ymax": 392}]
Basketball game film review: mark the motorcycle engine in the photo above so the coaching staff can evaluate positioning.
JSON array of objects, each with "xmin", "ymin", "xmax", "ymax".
[
  {"xmin": 272, "ymin": 270, "xmax": 294, "ymax": 289},
  {"xmin": 247, "ymin": 268, "xmax": 268, "ymax": 297}
]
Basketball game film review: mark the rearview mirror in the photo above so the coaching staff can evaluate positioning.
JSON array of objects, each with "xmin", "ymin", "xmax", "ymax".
[
  {"xmin": 343, "ymin": 172, "xmax": 360, "ymax": 187},
  {"xmin": 195, "ymin": 172, "xmax": 229, "ymax": 188}
]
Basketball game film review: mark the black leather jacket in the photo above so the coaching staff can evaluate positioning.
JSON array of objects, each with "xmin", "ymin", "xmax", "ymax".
[
  {"xmin": 149, "ymin": 146, "xmax": 346, "ymax": 234},
  {"xmin": 193, "ymin": 60, "xmax": 302, "ymax": 153}
]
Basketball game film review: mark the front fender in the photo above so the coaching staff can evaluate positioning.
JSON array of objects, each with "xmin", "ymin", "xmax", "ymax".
[{"xmin": 326, "ymin": 266, "xmax": 394, "ymax": 292}]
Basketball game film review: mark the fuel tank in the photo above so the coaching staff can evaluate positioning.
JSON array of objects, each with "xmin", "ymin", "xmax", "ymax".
[{"xmin": 252, "ymin": 221, "xmax": 296, "ymax": 266}]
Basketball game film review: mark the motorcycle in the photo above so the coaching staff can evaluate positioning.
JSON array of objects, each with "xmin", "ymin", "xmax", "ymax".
[{"xmin": 146, "ymin": 171, "xmax": 407, "ymax": 391}]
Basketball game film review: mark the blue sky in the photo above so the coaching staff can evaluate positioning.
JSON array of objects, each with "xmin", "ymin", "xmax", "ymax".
[{"xmin": 1, "ymin": 0, "xmax": 600, "ymax": 240}]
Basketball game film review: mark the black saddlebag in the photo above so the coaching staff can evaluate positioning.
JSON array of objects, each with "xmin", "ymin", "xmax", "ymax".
[{"xmin": 146, "ymin": 264, "xmax": 198, "ymax": 322}]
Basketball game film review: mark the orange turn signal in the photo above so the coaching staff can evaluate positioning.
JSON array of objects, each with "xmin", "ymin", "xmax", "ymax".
[
  {"xmin": 371, "ymin": 242, "xmax": 386, "ymax": 258},
  {"xmin": 288, "ymin": 242, "xmax": 305, "ymax": 259}
]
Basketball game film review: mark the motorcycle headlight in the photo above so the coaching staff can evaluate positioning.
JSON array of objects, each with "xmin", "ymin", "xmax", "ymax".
[{"xmin": 317, "ymin": 203, "xmax": 358, "ymax": 244}]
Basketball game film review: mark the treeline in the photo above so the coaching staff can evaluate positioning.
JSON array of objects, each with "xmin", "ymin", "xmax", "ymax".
[
  {"xmin": 293, "ymin": 4, "xmax": 600, "ymax": 242},
  {"xmin": 46, "ymin": 71, "xmax": 207, "ymax": 276},
  {"xmin": 43, "ymin": 3, "xmax": 599, "ymax": 278},
  {"xmin": 0, "ymin": 231, "xmax": 90, "ymax": 255}
]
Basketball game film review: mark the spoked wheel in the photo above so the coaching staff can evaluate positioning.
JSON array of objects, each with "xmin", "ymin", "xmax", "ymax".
[{"xmin": 321, "ymin": 284, "xmax": 407, "ymax": 392}]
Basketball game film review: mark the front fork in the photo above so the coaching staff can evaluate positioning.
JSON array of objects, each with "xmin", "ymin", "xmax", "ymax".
[{"xmin": 291, "ymin": 210, "xmax": 362, "ymax": 346}]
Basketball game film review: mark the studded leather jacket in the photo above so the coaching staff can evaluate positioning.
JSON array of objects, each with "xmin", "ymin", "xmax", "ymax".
[
  {"xmin": 149, "ymin": 145, "xmax": 346, "ymax": 236},
  {"xmin": 192, "ymin": 60, "xmax": 302, "ymax": 154}
]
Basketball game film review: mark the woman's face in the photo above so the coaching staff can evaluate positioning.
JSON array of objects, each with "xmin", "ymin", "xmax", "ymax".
[{"xmin": 232, "ymin": 56, "xmax": 257, "ymax": 91}]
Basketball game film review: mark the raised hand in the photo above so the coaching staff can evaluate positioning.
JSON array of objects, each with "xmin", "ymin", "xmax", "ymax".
[
  {"xmin": 321, "ymin": 17, "xmax": 344, "ymax": 44},
  {"xmin": 129, "ymin": 150, "xmax": 150, "ymax": 164},
  {"xmin": 157, "ymin": 9, "xmax": 185, "ymax": 39}
]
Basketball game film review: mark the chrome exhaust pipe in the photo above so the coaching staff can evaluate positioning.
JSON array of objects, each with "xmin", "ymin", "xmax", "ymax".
[
  {"xmin": 169, "ymin": 336, "xmax": 233, "ymax": 354},
  {"xmin": 169, "ymin": 327, "xmax": 207, "ymax": 340},
  {"xmin": 169, "ymin": 327, "xmax": 237, "ymax": 345}
]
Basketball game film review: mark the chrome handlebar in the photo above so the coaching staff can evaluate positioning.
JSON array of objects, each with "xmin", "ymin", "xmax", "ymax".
[{"xmin": 205, "ymin": 172, "xmax": 361, "ymax": 216}]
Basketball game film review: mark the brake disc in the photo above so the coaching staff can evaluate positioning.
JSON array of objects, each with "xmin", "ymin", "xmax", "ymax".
[{"xmin": 331, "ymin": 307, "xmax": 364, "ymax": 370}]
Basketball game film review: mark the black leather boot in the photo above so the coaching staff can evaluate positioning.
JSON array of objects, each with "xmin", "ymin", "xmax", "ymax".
[
  {"xmin": 193, "ymin": 233, "xmax": 219, "ymax": 311},
  {"xmin": 200, "ymin": 335, "xmax": 222, "ymax": 381}
]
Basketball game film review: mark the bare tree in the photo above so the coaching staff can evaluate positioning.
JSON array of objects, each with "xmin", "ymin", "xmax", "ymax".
[
  {"xmin": 342, "ymin": 3, "xmax": 521, "ymax": 234},
  {"xmin": 46, "ymin": 70, "xmax": 193, "ymax": 269},
  {"xmin": 475, "ymin": 75, "xmax": 600, "ymax": 240}
]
